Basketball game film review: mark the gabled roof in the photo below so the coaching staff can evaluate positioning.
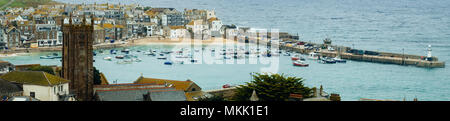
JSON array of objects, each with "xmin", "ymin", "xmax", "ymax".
[
  {"xmin": 207, "ymin": 17, "xmax": 219, "ymax": 23},
  {"xmin": 0, "ymin": 71, "xmax": 69, "ymax": 86},
  {"xmin": 134, "ymin": 77, "xmax": 195, "ymax": 91},
  {"xmin": 148, "ymin": 90, "xmax": 187, "ymax": 101}
]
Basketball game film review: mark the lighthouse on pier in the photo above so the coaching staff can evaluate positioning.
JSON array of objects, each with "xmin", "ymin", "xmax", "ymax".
[{"xmin": 426, "ymin": 45, "xmax": 432, "ymax": 61}]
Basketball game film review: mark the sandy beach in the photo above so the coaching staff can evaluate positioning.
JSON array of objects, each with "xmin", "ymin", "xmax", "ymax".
[
  {"xmin": 0, "ymin": 37, "xmax": 244, "ymax": 58},
  {"xmin": 129, "ymin": 37, "xmax": 243, "ymax": 46}
]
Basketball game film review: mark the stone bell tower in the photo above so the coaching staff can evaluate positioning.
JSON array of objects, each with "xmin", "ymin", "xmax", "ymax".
[{"xmin": 61, "ymin": 14, "xmax": 95, "ymax": 101}]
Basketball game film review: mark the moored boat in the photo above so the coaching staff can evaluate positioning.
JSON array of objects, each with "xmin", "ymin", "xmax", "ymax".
[
  {"xmin": 104, "ymin": 57, "xmax": 112, "ymax": 61},
  {"xmin": 291, "ymin": 54, "xmax": 300, "ymax": 60},
  {"xmin": 40, "ymin": 55, "xmax": 54, "ymax": 59},
  {"xmin": 164, "ymin": 61, "xmax": 173, "ymax": 65},
  {"xmin": 157, "ymin": 53, "xmax": 167, "ymax": 59},
  {"xmin": 293, "ymin": 60, "xmax": 309, "ymax": 67},
  {"xmin": 320, "ymin": 57, "xmax": 337, "ymax": 64},
  {"xmin": 334, "ymin": 56, "xmax": 347, "ymax": 63},
  {"xmin": 115, "ymin": 55, "xmax": 124, "ymax": 59},
  {"xmin": 308, "ymin": 52, "xmax": 319, "ymax": 60}
]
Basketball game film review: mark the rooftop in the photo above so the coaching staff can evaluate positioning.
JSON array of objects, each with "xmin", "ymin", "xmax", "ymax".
[
  {"xmin": 147, "ymin": 90, "xmax": 187, "ymax": 101},
  {"xmin": 0, "ymin": 79, "xmax": 22, "ymax": 94},
  {"xmin": 134, "ymin": 76, "xmax": 196, "ymax": 92},
  {"xmin": 95, "ymin": 87, "xmax": 177, "ymax": 101},
  {"xmin": 0, "ymin": 71, "xmax": 69, "ymax": 86}
]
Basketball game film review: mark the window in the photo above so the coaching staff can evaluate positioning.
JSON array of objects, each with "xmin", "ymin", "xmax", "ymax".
[
  {"xmin": 30, "ymin": 92, "xmax": 35, "ymax": 98},
  {"xmin": 54, "ymin": 87, "xmax": 56, "ymax": 94}
]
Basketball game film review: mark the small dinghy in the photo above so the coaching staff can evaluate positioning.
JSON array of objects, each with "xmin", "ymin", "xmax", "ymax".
[
  {"xmin": 104, "ymin": 57, "xmax": 112, "ymax": 61},
  {"xmin": 164, "ymin": 61, "xmax": 173, "ymax": 65}
]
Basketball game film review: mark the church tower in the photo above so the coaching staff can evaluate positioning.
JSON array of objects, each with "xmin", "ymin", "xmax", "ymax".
[{"xmin": 61, "ymin": 14, "xmax": 95, "ymax": 101}]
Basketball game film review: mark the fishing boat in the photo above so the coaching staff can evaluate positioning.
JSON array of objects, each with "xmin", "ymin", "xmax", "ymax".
[
  {"xmin": 104, "ymin": 57, "xmax": 112, "ymax": 61},
  {"xmin": 320, "ymin": 57, "xmax": 337, "ymax": 64},
  {"xmin": 121, "ymin": 49, "xmax": 130, "ymax": 53},
  {"xmin": 333, "ymin": 56, "xmax": 347, "ymax": 63},
  {"xmin": 291, "ymin": 54, "xmax": 300, "ymax": 60},
  {"xmin": 293, "ymin": 60, "xmax": 309, "ymax": 67},
  {"xmin": 115, "ymin": 55, "xmax": 124, "ymax": 59},
  {"xmin": 283, "ymin": 52, "xmax": 291, "ymax": 56},
  {"xmin": 308, "ymin": 52, "xmax": 319, "ymax": 60},
  {"xmin": 164, "ymin": 61, "xmax": 173, "ymax": 65}
]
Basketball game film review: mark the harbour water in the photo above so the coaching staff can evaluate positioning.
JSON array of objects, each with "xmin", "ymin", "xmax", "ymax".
[{"xmin": 3, "ymin": 0, "xmax": 450, "ymax": 100}]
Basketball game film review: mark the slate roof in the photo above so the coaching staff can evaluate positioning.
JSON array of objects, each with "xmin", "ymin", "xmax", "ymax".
[
  {"xmin": 95, "ymin": 87, "xmax": 176, "ymax": 101},
  {"xmin": 0, "ymin": 71, "xmax": 69, "ymax": 86},
  {"xmin": 0, "ymin": 79, "xmax": 22, "ymax": 94},
  {"xmin": 148, "ymin": 90, "xmax": 186, "ymax": 101}
]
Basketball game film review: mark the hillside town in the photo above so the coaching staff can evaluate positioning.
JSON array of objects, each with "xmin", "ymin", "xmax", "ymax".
[
  {"xmin": 0, "ymin": 3, "xmax": 230, "ymax": 50},
  {"xmin": 0, "ymin": 3, "xmax": 339, "ymax": 101}
]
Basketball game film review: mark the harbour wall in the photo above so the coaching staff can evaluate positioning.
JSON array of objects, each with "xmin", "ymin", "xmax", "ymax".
[{"xmin": 280, "ymin": 45, "xmax": 445, "ymax": 68}]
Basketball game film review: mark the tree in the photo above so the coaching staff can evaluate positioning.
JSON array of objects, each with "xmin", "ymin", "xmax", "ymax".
[
  {"xmin": 93, "ymin": 67, "xmax": 101, "ymax": 85},
  {"xmin": 28, "ymin": 66, "xmax": 55, "ymax": 75},
  {"xmin": 198, "ymin": 95, "xmax": 226, "ymax": 101},
  {"xmin": 233, "ymin": 73, "xmax": 312, "ymax": 101}
]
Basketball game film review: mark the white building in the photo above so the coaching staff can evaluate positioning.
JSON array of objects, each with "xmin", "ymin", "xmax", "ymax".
[
  {"xmin": 169, "ymin": 26, "xmax": 187, "ymax": 39},
  {"xmin": 35, "ymin": 24, "xmax": 61, "ymax": 47},
  {"xmin": 208, "ymin": 17, "xmax": 222, "ymax": 37},
  {"xmin": 186, "ymin": 20, "xmax": 209, "ymax": 35},
  {"xmin": 0, "ymin": 71, "xmax": 70, "ymax": 101}
]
